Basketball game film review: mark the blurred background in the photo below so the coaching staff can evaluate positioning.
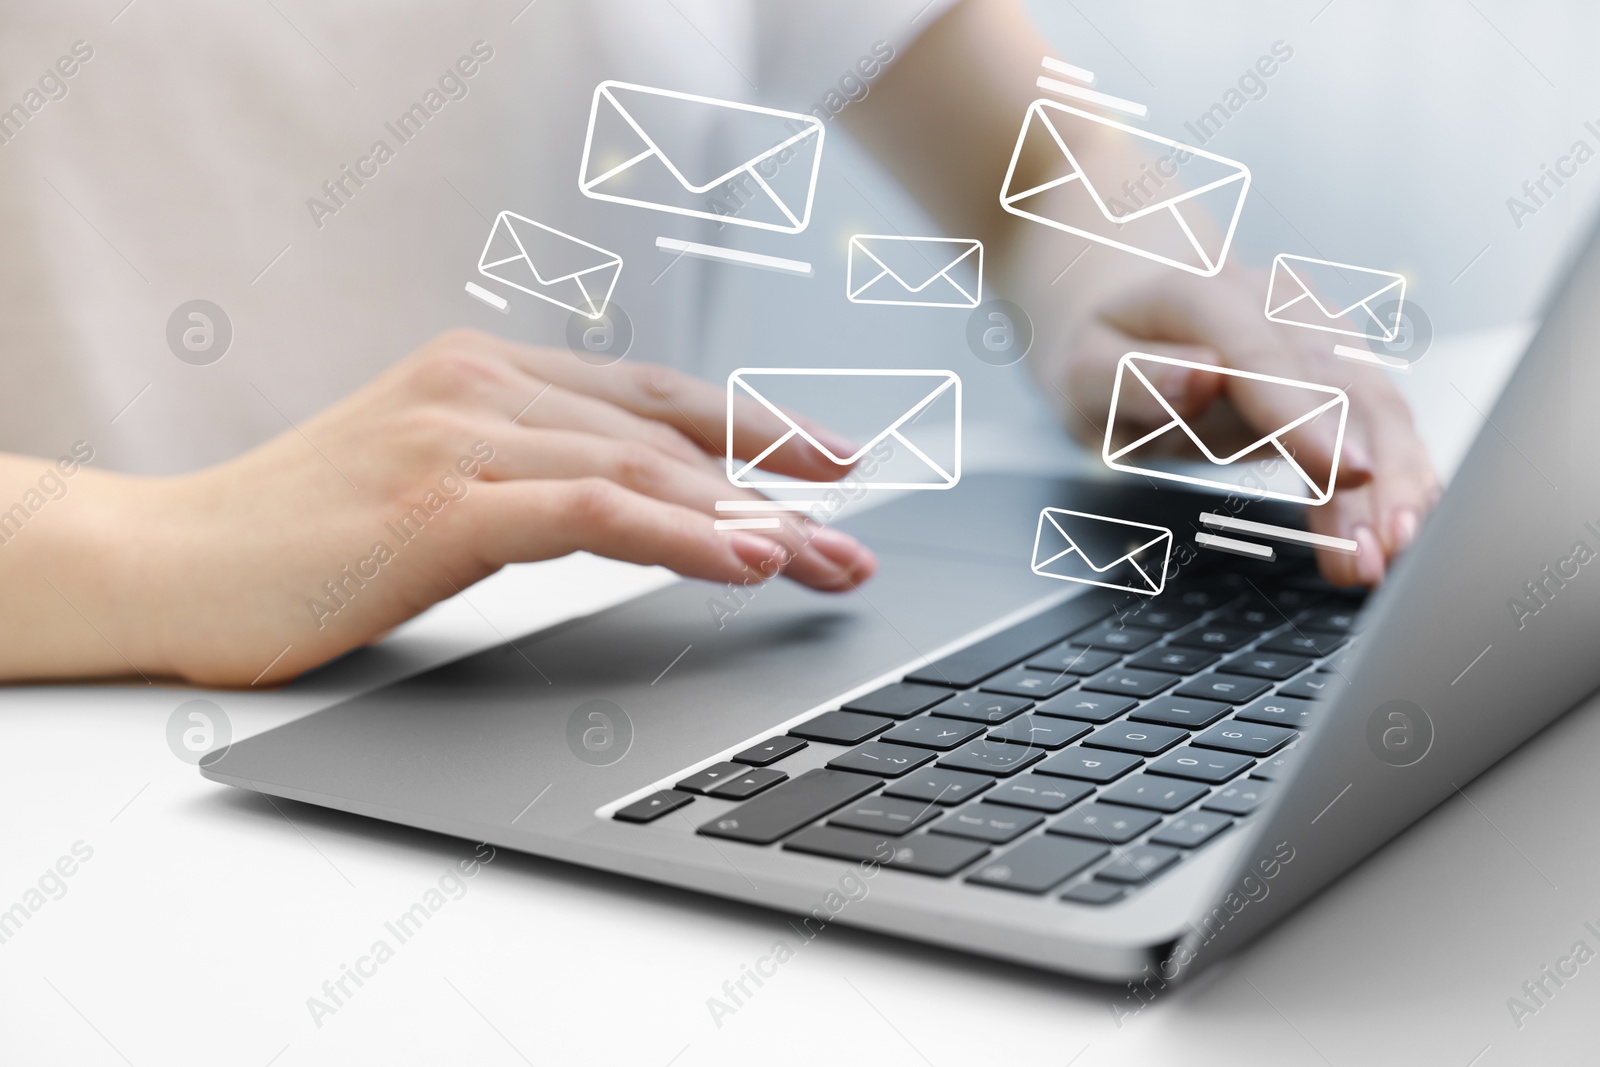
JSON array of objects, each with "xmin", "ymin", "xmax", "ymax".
[{"xmin": 1, "ymin": 0, "xmax": 1594, "ymax": 476}]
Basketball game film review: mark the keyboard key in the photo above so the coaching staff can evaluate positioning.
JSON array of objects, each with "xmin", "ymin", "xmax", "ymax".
[
  {"xmin": 784, "ymin": 826, "xmax": 989, "ymax": 876},
  {"xmin": 843, "ymin": 681, "xmax": 954, "ymax": 719},
  {"xmin": 937, "ymin": 741, "xmax": 1047, "ymax": 777},
  {"xmin": 1067, "ymin": 621, "xmax": 1163, "ymax": 653},
  {"xmin": 699, "ymin": 769, "xmax": 882, "ymax": 844},
  {"xmin": 883, "ymin": 768, "xmax": 994, "ymax": 806},
  {"xmin": 933, "ymin": 693, "xmax": 1033, "ymax": 724},
  {"xmin": 1268, "ymin": 587, "xmax": 1325, "ymax": 613},
  {"xmin": 1100, "ymin": 774, "xmax": 1209, "ymax": 812},
  {"xmin": 677, "ymin": 762, "xmax": 749, "ymax": 795},
  {"xmin": 1216, "ymin": 651, "xmax": 1313, "ymax": 681},
  {"xmin": 1033, "ymin": 692, "xmax": 1137, "ymax": 724},
  {"xmin": 1250, "ymin": 745, "xmax": 1303, "ymax": 781},
  {"xmin": 1278, "ymin": 673, "xmax": 1343, "ymax": 700},
  {"xmin": 827, "ymin": 741, "xmax": 934, "ymax": 777},
  {"xmin": 1203, "ymin": 779, "xmax": 1276, "ymax": 815},
  {"xmin": 1175, "ymin": 673, "xmax": 1271, "ymax": 704},
  {"xmin": 984, "ymin": 775, "xmax": 1094, "ymax": 813},
  {"xmin": 1123, "ymin": 646, "xmax": 1219, "ymax": 675},
  {"xmin": 1113, "ymin": 604, "xmax": 1200, "ymax": 631},
  {"xmin": 1170, "ymin": 624, "xmax": 1257, "ymax": 652},
  {"xmin": 966, "ymin": 836, "xmax": 1108, "ymax": 893},
  {"xmin": 829, "ymin": 796, "xmax": 941, "ymax": 835},
  {"xmin": 710, "ymin": 768, "xmax": 789, "ymax": 799},
  {"xmin": 1060, "ymin": 881, "xmax": 1126, "ymax": 905},
  {"xmin": 1212, "ymin": 602, "xmax": 1280, "ymax": 629},
  {"xmin": 986, "ymin": 715, "xmax": 1091, "ymax": 750},
  {"xmin": 1194, "ymin": 720, "xmax": 1298, "ymax": 756},
  {"xmin": 1048, "ymin": 802, "xmax": 1161, "ymax": 844},
  {"xmin": 881, "ymin": 716, "xmax": 985, "ymax": 750},
  {"xmin": 1036, "ymin": 747, "xmax": 1142, "ymax": 783},
  {"xmin": 979, "ymin": 666, "xmax": 1077, "ymax": 700},
  {"xmin": 1147, "ymin": 746, "xmax": 1252, "ymax": 784},
  {"xmin": 1151, "ymin": 812, "xmax": 1234, "ymax": 849},
  {"xmin": 1095, "ymin": 844, "xmax": 1181, "ymax": 883},
  {"xmin": 1026, "ymin": 644, "xmax": 1122, "ymax": 676},
  {"xmin": 790, "ymin": 710, "xmax": 891, "ymax": 745},
  {"xmin": 1169, "ymin": 586, "xmax": 1238, "ymax": 611},
  {"xmin": 1129, "ymin": 695, "xmax": 1231, "ymax": 729},
  {"xmin": 930, "ymin": 802, "xmax": 1044, "ymax": 843},
  {"xmin": 1079, "ymin": 667, "xmax": 1180, "ymax": 699},
  {"xmin": 732, "ymin": 735, "xmax": 808, "ymax": 767},
  {"xmin": 1084, "ymin": 720, "xmax": 1187, "ymax": 756},
  {"xmin": 904, "ymin": 599, "xmax": 1113, "ymax": 688},
  {"xmin": 614, "ymin": 789, "xmax": 694, "ymax": 824},
  {"xmin": 1257, "ymin": 631, "xmax": 1346, "ymax": 657},
  {"xmin": 1297, "ymin": 605, "xmax": 1362, "ymax": 633},
  {"xmin": 1234, "ymin": 695, "xmax": 1318, "ymax": 729}
]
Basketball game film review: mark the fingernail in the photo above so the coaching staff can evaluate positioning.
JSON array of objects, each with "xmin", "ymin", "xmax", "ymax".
[
  {"xmin": 807, "ymin": 525, "xmax": 868, "ymax": 566},
  {"xmin": 1353, "ymin": 524, "xmax": 1385, "ymax": 587},
  {"xmin": 1391, "ymin": 508, "xmax": 1419, "ymax": 553},
  {"xmin": 1340, "ymin": 438, "xmax": 1374, "ymax": 477},
  {"xmin": 1160, "ymin": 366, "xmax": 1191, "ymax": 402},
  {"xmin": 729, "ymin": 534, "xmax": 789, "ymax": 573}
]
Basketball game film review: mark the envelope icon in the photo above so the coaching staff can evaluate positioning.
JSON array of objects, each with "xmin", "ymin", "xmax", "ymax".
[
  {"xmin": 726, "ymin": 369, "xmax": 960, "ymax": 491},
  {"xmin": 1031, "ymin": 508, "xmax": 1172, "ymax": 597},
  {"xmin": 476, "ymin": 211, "xmax": 622, "ymax": 319},
  {"xmin": 1103, "ymin": 352, "xmax": 1349, "ymax": 506},
  {"xmin": 846, "ymin": 235, "xmax": 983, "ymax": 308},
  {"xmin": 1265, "ymin": 254, "xmax": 1407, "ymax": 341},
  {"xmin": 999, "ymin": 100, "xmax": 1249, "ymax": 277},
  {"xmin": 579, "ymin": 80, "xmax": 824, "ymax": 233}
]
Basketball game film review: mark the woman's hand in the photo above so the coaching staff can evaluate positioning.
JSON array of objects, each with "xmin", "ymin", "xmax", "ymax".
[
  {"xmin": 1043, "ymin": 265, "xmax": 1438, "ymax": 587},
  {"xmin": 2, "ymin": 330, "xmax": 877, "ymax": 686}
]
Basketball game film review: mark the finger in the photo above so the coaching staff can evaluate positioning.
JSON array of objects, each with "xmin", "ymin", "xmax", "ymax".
[
  {"xmin": 1308, "ymin": 488, "xmax": 1386, "ymax": 587},
  {"xmin": 509, "ymin": 381, "xmax": 709, "ymax": 467},
  {"xmin": 466, "ymin": 478, "xmax": 875, "ymax": 593},
  {"xmin": 454, "ymin": 331, "xmax": 860, "ymax": 482},
  {"xmin": 1064, "ymin": 321, "xmax": 1226, "ymax": 436},
  {"xmin": 469, "ymin": 425, "xmax": 878, "ymax": 589},
  {"xmin": 1344, "ymin": 387, "xmax": 1439, "ymax": 559}
]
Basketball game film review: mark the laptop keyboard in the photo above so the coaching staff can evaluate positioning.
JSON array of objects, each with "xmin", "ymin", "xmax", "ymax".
[{"xmin": 612, "ymin": 560, "xmax": 1363, "ymax": 906}]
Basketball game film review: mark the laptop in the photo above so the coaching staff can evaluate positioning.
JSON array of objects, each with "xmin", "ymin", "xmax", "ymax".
[{"xmin": 200, "ymin": 219, "xmax": 1600, "ymax": 984}]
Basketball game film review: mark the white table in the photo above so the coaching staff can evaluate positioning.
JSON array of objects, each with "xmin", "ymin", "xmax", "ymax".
[{"xmin": 4, "ymin": 328, "xmax": 1594, "ymax": 1066}]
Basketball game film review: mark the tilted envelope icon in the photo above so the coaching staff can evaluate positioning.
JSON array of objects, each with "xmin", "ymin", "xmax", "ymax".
[
  {"xmin": 476, "ymin": 211, "xmax": 622, "ymax": 319},
  {"xmin": 1264, "ymin": 254, "xmax": 1407, "ymax": 342},
  {"xmin": 1030, "ymin": 508, "xmax": 1173, "ymax": 596}
]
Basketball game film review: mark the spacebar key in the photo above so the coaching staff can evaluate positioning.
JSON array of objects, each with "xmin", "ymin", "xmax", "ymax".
[{"xmin": 698, "ymin": 768, "xmax": 882, "ymax": 844}]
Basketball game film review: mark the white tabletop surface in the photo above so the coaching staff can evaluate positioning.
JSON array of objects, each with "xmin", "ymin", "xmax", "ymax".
[{"xmin": 6, "ymin": 326, "xmax": 1597, "ymax": 1066}]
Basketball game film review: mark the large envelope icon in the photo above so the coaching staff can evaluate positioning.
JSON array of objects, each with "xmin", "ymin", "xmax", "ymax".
[
  {"xmin": 846, "ymin": 235, "xmax": 983, "ymax": 308},
  {"xmin": 1103, "ymin": 352, "xmax": 1350, "ymax": 505},
  {"xmin": 1031, "ymin": 508, "xmax": 1172, "ymax": 597},
  {"xmin": 999, "ymin": 100, "xmax": 1250, "ymax": 277},
  {"xmin": 476, "ymin": 211, "xmax": 622, "ymax": 319},
  {"xmin": 579, "ymin": 80, "xmax": 824, "ymax": 233},
  {"xmin": 726, "ymin": 369, "xmax": 961, "ymax": 491},
  {"xmin": 1264, "ymin": 254, "xmax": 1407, "ymax": 341}
]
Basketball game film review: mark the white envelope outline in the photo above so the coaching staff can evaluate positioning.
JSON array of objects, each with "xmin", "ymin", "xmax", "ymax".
[
  {"xmin": 578, "ymin": 80, "xmax": 824, "ymax": 233},
  {"xmin": 1264, "ymin": 254, "xmax": 1407, "ymax": 342},
  {"xmin": 1102, "ymin": 352, "xmax": 1349, "ymax": 506},
  {"xmin": 1030, "ymin": 508, "xmax": 1172, "ymax": 596},
  {"xmin": 726, "ymin": 368, "xmax": 961, "ymax": 491},
  {"xmin": 476, "ymin": 211, "xmax": 622, "ymax": 319},
  {"xmin": 999, "ymin": 99, "xmax": 1250, "ymax": 277},
  {"xmin": 846, "ymin": 235, "xmax": 983, "ymax": 308}
]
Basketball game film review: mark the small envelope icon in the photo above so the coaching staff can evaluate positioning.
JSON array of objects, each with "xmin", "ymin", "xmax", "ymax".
[
  {"xmin": 846, "ymin": 235, "xmax": 983, "ymax": 308},
  {"xmin": 476, "ymin": 211, "xmax": 622, "ymax": 319},
  {"xmin": 726, "ymin": 368, "xmax": 960, "ymax": 491},
  {"xmin": 1103, "ymin": 352, "xmax": 1350, "ymax": 506},
  {"xmin": 1031, "ymin": 508, "xmax": 1172, "ymax": 597},
  {"xmin": 1265, "ymin": 254, "xmax": 1407, "ymax": 342},
  {"xmin": 579, "ymin": 80, "xmax": 824, "ymax": 233},
  {"xmin": 999, "ymin": 100, "xmax": 1250, "ymax": 277}
]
